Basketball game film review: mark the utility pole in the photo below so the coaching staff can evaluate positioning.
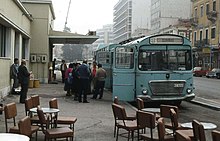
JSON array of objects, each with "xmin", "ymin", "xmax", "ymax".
[{"xmin": 64, "ymin": 0, "xmax": 72, "ymax": 32}]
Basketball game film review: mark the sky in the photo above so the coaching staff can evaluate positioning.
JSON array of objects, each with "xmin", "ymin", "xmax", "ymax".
[{"xmin": 52, "ymin": 0, "xmax": 118, "ymax": 34}]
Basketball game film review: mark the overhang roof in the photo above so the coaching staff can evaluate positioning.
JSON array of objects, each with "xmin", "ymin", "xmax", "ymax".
[{"xmin": 49, "ymin": 30, "xmax": 98, "ymax": 44}]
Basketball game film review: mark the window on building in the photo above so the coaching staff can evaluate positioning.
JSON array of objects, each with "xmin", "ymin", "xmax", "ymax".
[
  {"xmin": 211, "ymin": 27, "xmax": 216, "ymax": 39},
  {"xmin": 205, "ymin": 29, "xmax": 208, "ymax": 39},
  {"xmin": 200, "ymin": 30, "xmax": 203, "ymax": 41},
  {"xmin": 194, "ymin": 31, "xmax": 197, "ymax": 43},
  {"xmin": 200, "ymin": 5, "xmax": 204, "ymax": 17},
  {"xmin": 194, "ymin": 8, "xmax": 198, "ymax": 17},
  {"xmin": 206, "ymin": 3, "xmax": 209, "ymax": 14},
  {"xmin": 213, "ymin": 1, "xmax": 216, "ymax": 11},
  {"xmin": 0, "ymin": 24, "xmax": 6, "ymax": 57}
]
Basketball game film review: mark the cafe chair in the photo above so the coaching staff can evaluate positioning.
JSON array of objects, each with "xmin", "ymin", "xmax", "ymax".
[
  {"xmin": 137, "ymin": 98, "xmax": 144, "ymax": 110},
  {"xmin": 112, "ymin": 103, "xmax": 138, "ymax": 141},
  {"xmin": 212, "ymin": 130, "xmax": 220, "ymax": 141},
  {"xmin": 37, "ymin": 107, "xmax": 74, "ymax": 141},
  {"xmin": 170, "ymin": 109, "xmax": 193, "ymax": 139},
  {"xmin": 160, "ymin": 104, "xmax": 179, "ymax": 129},
  {"xmin": 157, "ymin": 118, "xmax": 175, "ymax": 141},
  {"xmin": 25, "ymin": 97, "xmax": 40, "ymax": 125},
  {"xmin": 49, "ymin": 98, "xmax": 77, "ymax": 131},
  {"xmin": 31, "ymin": 95, "xmax": 40, "ymax": 108},
  {"xmin": 192, "ymin": 120, "xmax": 206, "ymax": 141},
  {"xmin": 176, "ymin": 130, "xmax": 191, "ymax": 141},
  {"xmin": 18, "ymin": 116, "xmax": 39, "ymax": 141},
  {"xmin": 4, "ymin": 102, "xmax": 19, "ymax": 133},
  {"xmin": 114, "ymin": 96, "xmax": 119, "ymax": 104},
  {"xmin": 137, "ymin": 110, "xmax": 157, "ymax": 140}
]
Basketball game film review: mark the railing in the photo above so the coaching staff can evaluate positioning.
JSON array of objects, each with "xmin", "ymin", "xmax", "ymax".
[
  {"xmin": 207, "ymin": 11, "xmax": 218, "ymax": 22},
  {"xmin": 194, "ymin": 39, "xmax": 209, "ymax": 47},
  {"xmin": 190, "ymin": 17, "xmax": 198, "ymax": 26}
]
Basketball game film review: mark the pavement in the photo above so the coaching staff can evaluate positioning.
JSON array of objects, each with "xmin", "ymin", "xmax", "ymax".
[{"xmin": 0, "ymin": 82, "xmax": 136, "ymax": 141}]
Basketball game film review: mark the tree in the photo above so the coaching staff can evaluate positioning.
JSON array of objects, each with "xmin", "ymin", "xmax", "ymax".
[{"xmin": 61, "ymin": 44, "xmax": 85, "ymax": 62}]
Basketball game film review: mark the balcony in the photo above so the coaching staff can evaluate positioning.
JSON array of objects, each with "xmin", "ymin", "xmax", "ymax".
[
  {"xmin": 207, "ymin": 11, "xmax": 218, "ymax": 22},
  {"xmin": 194, "ymin": 39, "xmax": 209, "ymax": 47},
  {"xmin": 190, "ymin": 17, "xmax": 198, "ymax": 27}
]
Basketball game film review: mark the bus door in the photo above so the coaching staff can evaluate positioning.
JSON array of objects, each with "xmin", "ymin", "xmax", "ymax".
[{"xmin": 113, "ymin": 46, "xmax": 135, "ymax": 101}]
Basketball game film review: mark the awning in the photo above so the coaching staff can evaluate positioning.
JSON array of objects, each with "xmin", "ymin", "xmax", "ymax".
[{"xmin": 49, "ymin": 30, "xmax": 98, "ymax": 45}]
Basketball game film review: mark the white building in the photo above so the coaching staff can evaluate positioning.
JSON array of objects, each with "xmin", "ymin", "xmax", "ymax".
[
  {"xmin": 113, "ymin": 0, "xmax": 151, "ymax": 43},
  {"xmin": 93, "ymin": 24, "xmax": 114, "ymax": 51},
  {"xmin": 151, "ymin": 0, "xmax": 191, "ymax": 34}
]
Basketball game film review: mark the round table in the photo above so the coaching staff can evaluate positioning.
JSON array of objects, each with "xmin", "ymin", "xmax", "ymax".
[
  {"xmin": 141, "ymin": 108, "xmax": 160, "ymax": 113},
  {"xmin": 181, "ymin": 122, "xmax": 217, "ymax": 130},
  {"xmin": 30, "ymin": 107, "xmax": 60, "ymax": 114},
  {"xmin": 0, "ymin": 133, "xmax": 29, "ymax": 141}
]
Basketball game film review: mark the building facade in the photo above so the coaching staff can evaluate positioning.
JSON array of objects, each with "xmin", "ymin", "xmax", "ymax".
[
  {"xmin": 113, "ymin": 0, "xmax": 151, "ymax": 43},
  {"xmin": 151, "ymin": 0, "xmax": 191, "ymax": 34},
  {"xmin": 0, "ymin": 0, "xmax": 32, "ymax": 97},
  {"xmin": 191, "ymin": 0, "xmax": 220, "ymax": 69}
]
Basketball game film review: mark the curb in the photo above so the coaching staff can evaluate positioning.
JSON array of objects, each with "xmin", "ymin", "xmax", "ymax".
[{"xmin": 188, "ymin": 99, "xmax": 220, "ymax": 111}]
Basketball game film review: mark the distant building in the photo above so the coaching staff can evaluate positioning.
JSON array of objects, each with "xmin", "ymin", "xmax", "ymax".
[
  {"xmin": 113, "ymin": 0, "xmax": 151, "ymax": 43},
  {"xmin": 151, "ymin": 0, "xmax": 191, "ymax": 34}
]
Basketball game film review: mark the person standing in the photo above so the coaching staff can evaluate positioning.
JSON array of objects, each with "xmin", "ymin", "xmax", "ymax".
[
  {"xmin": 91, "ymin": 61, "xmax": 97, "ymax": 94},
  {"xmin": 92, "ymin": 64, "xmax": 107, "ymax": 99},
  {"xmin": 10, "ymin": 58, "xmax": 19, "ymax": 94},
  {"xmin": 18, "ymin": 60, "xmax": 31, "ymax": 103},
  {"xmin": 52, "ymin": 58, "xmax": 56, "ymax": 80},
  {"xmin": 60, "ymin": 60, "xmax": 67, "ymax": 83},
  {"xmin": 65, "ymin": 63, "xmax": 73, "ymax": 96},
  {"xmin": 76, "ymin": 60, "xmax": 90, "ymax": 103}
]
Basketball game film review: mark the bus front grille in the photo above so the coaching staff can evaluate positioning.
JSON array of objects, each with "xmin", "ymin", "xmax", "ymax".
[{"xmin": 149, "ymin": 81, "xmax": 185, "ymax": 95}]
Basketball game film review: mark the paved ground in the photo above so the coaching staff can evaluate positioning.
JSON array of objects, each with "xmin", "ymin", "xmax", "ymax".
[{"xmin": 0, "ymin": 82, "xmax": 136, "ymax": 141}]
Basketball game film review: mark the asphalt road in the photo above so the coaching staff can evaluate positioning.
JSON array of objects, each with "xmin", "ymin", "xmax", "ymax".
[{"xmin": 194, "ymin": 76, "xmax": 220, "ymax": 103}]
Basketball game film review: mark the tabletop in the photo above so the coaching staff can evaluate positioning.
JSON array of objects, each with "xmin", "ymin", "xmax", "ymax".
[
  {"xmin": 141, "ymin": 108, "xmax": 160, "ymax": 113},
  {"xmin": 181, "ymin": 122, "xmax": 217, "ymax": 130},
  {"xmin": 30, "ymin": 107, "xmax": 60, "ymax": 114},
  {"xmin": 0, "ymin": 133, "xmax": 29, "ymax": 141}
]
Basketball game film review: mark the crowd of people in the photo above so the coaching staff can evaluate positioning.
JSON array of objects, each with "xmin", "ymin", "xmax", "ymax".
[{"xmin": 61, "ymin": 60, "xmax": 107, "ymax": 103}]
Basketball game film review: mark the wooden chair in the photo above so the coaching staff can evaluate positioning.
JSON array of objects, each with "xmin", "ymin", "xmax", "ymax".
[
  {"xmin": 176, "ymin": 130, "xmax": 191, "ymax": 141},
  {"xmin": 192, "ymin": 120, "xmax": 206, "ymax": 141},
  {"xmin": 160, "ymin": 104, "xmax": 179, "ymax": 129},
  {"xmin": 113, "ymin": 96, "xmax": 119, "ymax": 104},
  {"xmin": 31, "ymin": 95, "xmax": 40, "ymax": 108},
  {"xmin": 212, "ymin": 130, "xmax": 220, "ymax": 141},
  {"xmin": 170, "ymin": 108, "xmax": 193, "ymax": 139},
  {"xmin": 137, "ymin": 98, "xmax": 144, "ymax": 110},
  {"xmin": 112, "ymin": 103, "xmax": 138, "ymax": 141},
  {"xmin": 112, "ymin": 97, "xmax": 136, "ymax": 137},
  {"xmin": 37, "ymin": 107, "xmax": 74, "ymax": 141},
  {"xmin": 18, "ymin": 116, "xmax": 39, "ymax": 141},
  {"xmin": 4, "ymin": 102, "xmax": 19, "ymax": 133},
  {"xmin": 25, "ymin": 97, "xmax": 40, "ymax": 125},
  {"xmin": 157, "ymin": 118, "xmax": 175, "ymax": 141},
  {"xmin": 49, "ymin": 98, "xmax": 77, "ymax": 131},
  {"xmin": 137, "ymin": 110, "xmax": 157, "ymax": 140}
]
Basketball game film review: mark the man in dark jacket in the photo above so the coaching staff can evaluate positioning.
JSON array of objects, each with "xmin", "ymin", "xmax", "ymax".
[
  {"xmin": 10, "ymin": 58, "xmax": 19, "ymax": 94},
  {"xmin": 18, "ymin": 60, "xmax": 30, "ymax": 103},
  {"xmin": 76, "ymin": 60, "xmax": 90, "ymax": 103}
]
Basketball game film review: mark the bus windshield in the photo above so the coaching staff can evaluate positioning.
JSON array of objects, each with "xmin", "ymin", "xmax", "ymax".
[{"xmin": 138, "ymin": 47, "xmax": 192, "ymax": 71}]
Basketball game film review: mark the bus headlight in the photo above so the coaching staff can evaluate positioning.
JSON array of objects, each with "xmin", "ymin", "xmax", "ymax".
[
  {"xmin": 142, "ymin": 89, "xmax": 148, "ymax": 95},
  {"xmin": 186, "ymin": 88, "xmax": 192, "ymax": 94}
]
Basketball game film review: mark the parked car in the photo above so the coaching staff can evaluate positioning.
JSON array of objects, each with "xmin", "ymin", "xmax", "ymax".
[
  {"xmin": 206, "ymin": 68, "xmax": 220, "ymax": 78},
  {"xmin": 216, "ymin": 72, "xmax": 220, "ymax": 79},
  {"xmin": 193, "ymin": 67, "xmax": 208, "ymax": 77}
]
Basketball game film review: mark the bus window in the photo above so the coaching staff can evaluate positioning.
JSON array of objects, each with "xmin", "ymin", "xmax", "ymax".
[
  {"xmin": 138, "ymin": 48, "xmax": 192, "ymax": 71},
  {"xmin": 115, "ymin": 47, "xmax": 134, "ymax": 69}
]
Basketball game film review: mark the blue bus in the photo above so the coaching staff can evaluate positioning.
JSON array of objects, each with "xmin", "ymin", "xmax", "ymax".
[{"xmin": 95, "ymin": 34, "xmax": 195, "ymax": 104}]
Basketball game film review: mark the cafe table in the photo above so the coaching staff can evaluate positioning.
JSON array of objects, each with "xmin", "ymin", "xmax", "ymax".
[
  {"xmin": 181, "ymin": 122, "xmax": 217, "ymax": 130},
  {"xmin": 0, "ymin": 133, "xmax": 29, "ymax": 141}
]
